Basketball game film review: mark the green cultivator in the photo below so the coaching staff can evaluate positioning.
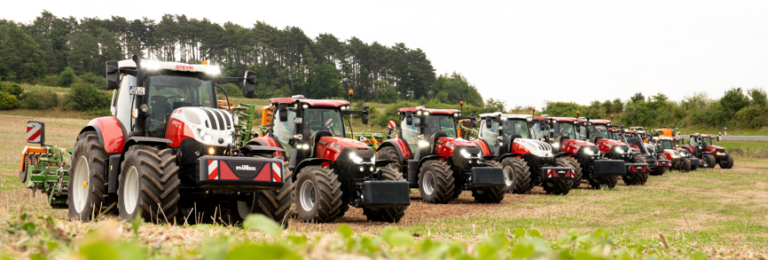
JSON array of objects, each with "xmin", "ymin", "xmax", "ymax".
[{"xmin": 19, "ymin": 122, "xmax": 72, "ymax": 208}]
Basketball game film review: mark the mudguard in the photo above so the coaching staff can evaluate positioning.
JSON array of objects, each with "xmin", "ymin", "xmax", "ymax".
[
  {"xmin": 379, "ymin": 138, "xmax": 412, "ymax": 159},
  {"xmin": 292, "ymin": 158, "xmax": 331, "ymax": 181},
  {"xmin": 81, "ymin": 116, "xmax": 126, "ymax": 154}
]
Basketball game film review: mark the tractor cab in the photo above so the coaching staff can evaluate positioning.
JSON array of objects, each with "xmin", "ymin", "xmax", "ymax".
[
  {"xmin": 576, "ymin": 119, "xmax": 633, "ymax": 160},
  {"xmin": 681, "ymin": 133, "xmax": 732, "ymax": 169}
]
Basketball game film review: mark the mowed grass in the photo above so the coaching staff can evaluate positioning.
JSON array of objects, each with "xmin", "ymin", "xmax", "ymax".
[{"xmin": 1, "ymin": 114, "xmax": 768, "ymax": 255}]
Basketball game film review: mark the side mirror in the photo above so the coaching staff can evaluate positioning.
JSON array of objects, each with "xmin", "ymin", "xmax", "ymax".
[
  {"xmin": 485, "ymin": 119, "xmax": 492, "ymax": 129},
  {"xmin": 405, "ymin": 111, "xmax": 413, "ymax": 125},
  {"xmin": 242, "ymin": 70, "xmax": 257, "ymax": 98},
  {"xmin": 278, "ymin": 102, "xmax": 288, "ymax": 122},
  {"xmin": 470, "ymin": 113, "xmax": 477, "ymax": 128},
  {"xmin": 361, "ymin": 106, "xmax": 369, "ymax": 124},
  {"xmin": 106, "ymin": 61, "xmax": 119, "ymax": 90}
]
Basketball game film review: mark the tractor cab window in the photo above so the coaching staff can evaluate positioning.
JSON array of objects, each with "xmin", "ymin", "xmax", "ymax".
[
  {"xmin": 423, "ymin": 115, "xmax": 456, "ymax": 138},
  {"xmin": 401, "ymin": 115, "xmax": 421, "ymax": 152},
  {"xmin": 479, "ymin": 119, "xmax": 499, "ymax": 152},
  {"xmin": 272, "ymin": 109, "xmax": 297, "ymax": 157},
  {"xmin": 555, "ymin": 122, "xmax": 576, "ymax": 140},
  {"xmin": 303, "ymin": 108, "xmax": 344, "ymax": 139},
  {"xmin": 504, "ymin": 119, "xmax": 531, "ymax": 139},
  {"xmin": 702, "ymin": 137, "xmax": 713, "ymax": 145},
  {"xmin": 590, "ymin": 125, "xmax": 609, "ymax": 140},
  {"xmin": 145, "ymin": 73, "xmax": 215, "ymax": 137},
  {"xmin": 658, "ymin": 140, "xmax": 674, "ymax": 150}
]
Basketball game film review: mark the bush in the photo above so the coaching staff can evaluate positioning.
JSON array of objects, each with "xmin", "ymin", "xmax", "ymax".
[
  {"xmin": 20, "ymin": 89, "xmax": 58, "ymax": 109},
  {"xmin": 40, "ymin": 75, "xmax": 60, "ymax": 87},
  {"xmin": 62, "ymin": 80, "xmax": 110, "ymax": 111},
  {"xmin": 78, "ymin": 72, "xmax": 107, "ymax": 89},
  {"xmin": 0, "ymin": 82, "xmax": 24, "ymax": 97},
  {"xmin": 59, "ymin": 67, "xmax": 76, "ymax": 88},
  {"xmin": 0, "ymin": 91, "xmax": 18, "ymax": 110},
  {"xmin": 218, "ymin": 83, "xmax": 243, "ymax": 97}
]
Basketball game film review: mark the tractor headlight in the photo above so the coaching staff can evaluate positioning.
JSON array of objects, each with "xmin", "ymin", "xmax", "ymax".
[
  {"xmin": 301, "ymin": 143, "xmax": 310, "ymax": 150},
  {"xmin": 585, "ymin": 149, "xmax": 594, "ymax": 155},
  {"xmin": 616, "ymin": 147, "xmax": 625, "ymax": 154},
  {"xmin": 418, "ymin": 140, "xmax": 430, "ymax": 148},
  {"xmin": 349, "ymin": 152, "xmax": 364, "ymax": 164},
  {"xmin": 552, "ymin": 143, "xmax": 560, "ymax": 150},
  {"xmin": 203, "ymin": 134, "xmax": 213, "ymax": 143},
  {"xmin": 477, "ymin": 151, "xmax": 482, "ymax": 158},
  {"xmin": 208, "ymin": 147, "xmax": 215, "ymax": 155},
  {"xmin": 460, "ymin": 149, "xmax": 472, "ymax": 159}
]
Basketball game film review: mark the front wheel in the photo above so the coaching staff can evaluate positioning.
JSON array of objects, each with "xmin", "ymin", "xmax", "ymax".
[
  {"xmin": 719, "ymin": 155, "xmax": 734, "ymax": 169},
  {"xmin": 363, "ymin": 166, "xmax": 408, "ymax": 222},
  {"xmin": 294, "ymin": 166, "xmax": 342, "ymax": 223},
  {"xmin": 649, "ymin": 154, "xmax": 667, "ymax": 176},
  {"xmin": 118, "ymin": 145, "xmax": 180, "ymax": 222},
  {"xmin": 501, "ymin": 157, "xmax": 531, "ymax": 194},
  {"xmin": 67, "ymin": 131, "xmax": 109, "ymax": 221},
  {"xmin": 229, "ymin": 155, "xmax": 294, "ymax": 226},
  {"xmin": 541, "ymin": 158, "xmax": 573, "ymax": 195},
  {"xmin": 565, "ymin": 157, "xmax": 583, "ymax": 189},
  {"xmin": 623, "ymin": 156, "xmax": 649, "ymax": 185},
  {"xmin": 702, "ymin": 154, "xmax": 716, "ymax": 168},
  {"xmin": 679, "ymin": 158, "xmax": 691, "ymax": 172},
  {"xmin": 418, "ymin": 160, "xmax": 455, "ymax": 204}
]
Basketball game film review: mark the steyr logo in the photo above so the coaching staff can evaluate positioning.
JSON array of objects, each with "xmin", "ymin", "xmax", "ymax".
[
  {"xmin": 176, "ymin": 65, "xmax": 193, "ymax": 70},
  {"xmin": 236, "ymin": 165, "xmax": 256, "ymax": 171}
]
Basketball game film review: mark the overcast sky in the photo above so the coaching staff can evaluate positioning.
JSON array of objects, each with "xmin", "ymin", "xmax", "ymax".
[{"xmin": 4, "ymin": 1, "xmax": 767, "ymax": 109}]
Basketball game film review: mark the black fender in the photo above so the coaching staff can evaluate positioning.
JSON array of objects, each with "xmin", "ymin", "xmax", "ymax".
[
  {"xmin": 292, "ymin": 158, "xmax": 332, "ymax": 182},
  {"xmin": 78, "ymin": 126, "xmax": 102, "ymax": 144},
  {"xmin": 113, "ymin": 137, "xmax": 175, "ymax": 179},
  {"xmin": 554, "ymin": 152, "xmax": 574, "ymax": 159},
  {"xmin": 377, "ymin": 141, "xmax": 406, "ymax": 162},
  {"xmin": 375, "ymin": 159, "xmax": 397, "ymax": 168},
  {"xmin": 240, "ymin": 145, "xmax": 285, "ymax": 156},
  {"xmin": 498, "ymin": 153, "xmax": 524, "ymax": 162}
]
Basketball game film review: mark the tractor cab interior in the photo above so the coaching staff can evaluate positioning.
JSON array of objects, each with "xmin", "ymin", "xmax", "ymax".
[{"xmin": 144, "ymin": 73, "xmax": 216, "ymax": 137}]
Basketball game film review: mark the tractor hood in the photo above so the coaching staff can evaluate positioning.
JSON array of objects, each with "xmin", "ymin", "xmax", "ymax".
[
  {"xmin": 559, "ymin": 139, "xmax": 595, "ymax": 154},
  {"xmin": 315, "ymin": 136, "xmax": 373, "ymax": 163},
  {"xmin": 435, "ymin": 136, "xmax": 478, "ymax": 158},
  {"xmin": 706, "ymin": 144, "xmax": 725, "ymax": 152},
  {"xmin": 595, "ymin": 138, "xmax": 628, "ymax": 154},
  {"xmin": 512, "ymin": 138, "xmax": 553, "ymax": 158},
  {"xmin": 166, "ymin": 107, "xmax": 235, "ymax": 148}
]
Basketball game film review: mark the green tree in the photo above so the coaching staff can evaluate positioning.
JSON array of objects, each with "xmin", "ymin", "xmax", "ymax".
[
  {"xmin": 485, "ymin": 98, "xmax": 506, "ymax": 113},
  {"xmin": 63, "ymin": 80, "xmax": 110, "ymax": 111},
  {"xmin": 630, "ymin": 92, "xmax": 645, "ymax": 103},
  {"xmin": 0, "ymin": 92, "xmax": 18, "ymax": 110},
  {"xmin": 59, "ymin": 67, "xmax": 76, "ymax": 87},
  {"xmin": 0, "ymin": 82, "xmax": 24, "ymax": 98},
  {"xmin": 719, "ymin": 87, "xmax": 748, "ymax": 115},
  {"xmin": 0, "ymin": 23, "xmax": 46, "ymax": 81},
  {"xmin": 748, "ymin": 87, "xmax": 767, "ymax": 107}
]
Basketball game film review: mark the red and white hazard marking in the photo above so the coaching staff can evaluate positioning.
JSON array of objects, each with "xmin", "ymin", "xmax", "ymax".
[
  {"xmin": 26, "ymin": 122, "xmax": 42, "ymax": 143},
  {"xmin": 272, "ymin": 163, "xmax": 282, "ymax": 182},
  {"xmin": 388, "ymin": 120, "xmax": 397, "ymax": 129},
  {"xmin": 325, "ymin": 118, "xmax": 334, "ymax": 128},
  {"xmin": 208, "ymin": 160, "xmax": 219, "ymax": 179}
]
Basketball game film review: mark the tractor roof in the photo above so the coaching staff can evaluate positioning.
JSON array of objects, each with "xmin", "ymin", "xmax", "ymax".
[
  {"xmin": 479, "ymin": 112, "xmax": 531, "ymax": 120},
  {"xmin": 117, "ymin": 59, "xmax": 218, "ymax": 74},
  {"xmin": 623, "ymin": 130, "xmax": 638, "ymax": 134},
  {"xmin": 690, "ymin": 133, "xmax": 713, "ymax": 138},
  {"xmin": 398, "ymin": 107, "xmax": 461, "ymax": 115},
  {"xmin": 269, "ymin": 97, "xmax": 350, "ymax": 108},
  {"xmin": 653, "ymin": 136, "xmax": 675, "ymax": 141},
  {"xmin": 532, "ymin": 116, "xmax": 578, "ymax": 123},
  {"xmin": 577, "ymin": 118, "xmax": 611, "ymax": 125}
]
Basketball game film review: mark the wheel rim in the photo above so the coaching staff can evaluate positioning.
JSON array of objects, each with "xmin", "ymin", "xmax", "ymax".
[
  {"xmin": 73, "ymin": 156, "xmax": 90, "ymax": 213},
  {"xmin": 237, "ymin": 194, "xmax": 255, "ymax": 219},
  {"xmin": 423, "ymin": 171, "xmax": 435, "ymax": 196},
  {"xmin": 703, "ymin": 158, "xmax": 709, "ymax": 167},
  {"xmin": 123, "ymin": 166, "xmax": 140, "ymax": 215},
  {"xmin": 299, "ymin": 180, "xmax": 316, "ymax": 211},
  {"xmin": 503, "ymin": 166, "xmax": 514, "ymax": 188}
]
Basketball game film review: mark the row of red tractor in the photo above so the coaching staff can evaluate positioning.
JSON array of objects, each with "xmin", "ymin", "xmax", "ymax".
[{"xmin": 18, "ymin": 58, "xmax": 734, "ymax": 225}]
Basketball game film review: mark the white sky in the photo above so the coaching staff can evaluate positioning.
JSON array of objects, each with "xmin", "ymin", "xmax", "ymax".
[{"xmin": 4, "ymin": 1, "xmax": 767, "ymax": 109}]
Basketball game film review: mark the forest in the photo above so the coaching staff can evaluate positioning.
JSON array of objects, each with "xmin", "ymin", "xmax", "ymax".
[{"xmin": 0, "ymin": 11, "xmax": 484, "ymax": 105}]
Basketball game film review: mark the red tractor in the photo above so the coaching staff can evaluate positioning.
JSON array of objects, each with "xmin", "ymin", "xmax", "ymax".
[
  {"xmin": 530, "ymin": 116, "xmax": 626, "ymax": 190},
  {"xmin": 577, "ymin": 119, "xmax": 651, "ymax": 185},
  {"xmin": 618, "ymin": 129, "xmax": 671, "ymax": 176},
  {"xmin": 651, "ymin": 136, "xmax": 700, "ymax": 172},
  {"xmin": 245, "ymin": 96, "xmax": 410, "ymax": 223},
  {"xmin": 376, "ymin": 107, "xmax": 506, "ymax": 204},
  {"xmin": 680, "ymin": 134, "xmax": 734, "ymax": 169},
  {"xmin": 67, "ymin": 56, "xmax": 292, "ymax": 224},
  {"xmin": 474, "ymin": 113, "xmax": 576, "ymax": 195}
]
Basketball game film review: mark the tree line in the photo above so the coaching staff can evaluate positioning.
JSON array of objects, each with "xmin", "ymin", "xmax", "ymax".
[{"xmin": 0, "ymin": 11, "xmax": 485, "ymax": 107}]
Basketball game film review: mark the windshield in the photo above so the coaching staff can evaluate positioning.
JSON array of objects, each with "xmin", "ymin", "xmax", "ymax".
[
  {"xmin": 480, "ymin": 119, "xmax": 530, "ymax": 149},
  {"xmin": 589, "ymin": 125, "xmax": 610, "ymax": 140},
  {"xmin": 659, "ymin": 140, "xmax": 674, "ymax": 150},
  {"xmin": 702, "ymin": 137, "xmax": 713, "ymax": 145},
  {"xmin": 146, "ymin": 73, "xmax": 215, "ymax": 137},
  {"xmin": 303, "ymin": 108, "xmax": 344, "ymax": 138},
  {"xmin": 531, "ymin": 122, "xmax": 544, "ymax": 140},
  {"xmin": 556, "ymin": 122, "xmax": 576, "ymax": 140},
  {"xmin": 423, "ymin": 115, "xmax": 456, "ymax": 138},
  {"xmin": 272, "ymin": 109, "xmax": 296, "ymax": 157}
]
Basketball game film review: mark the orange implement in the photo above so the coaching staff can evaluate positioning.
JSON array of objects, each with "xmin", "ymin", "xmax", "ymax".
[{"xmin": 20, "ymin": 146, "xmax": 46, "ymax": 172}]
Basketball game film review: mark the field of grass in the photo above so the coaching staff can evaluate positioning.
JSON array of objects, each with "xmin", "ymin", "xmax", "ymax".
[{"xmin": 1, "ymin": 114, "xmax": 768, "ymax": 258}]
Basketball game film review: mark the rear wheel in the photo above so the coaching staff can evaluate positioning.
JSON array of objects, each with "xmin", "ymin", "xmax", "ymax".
[
  {"xmin": 719, "ymin": 155, "xmax": 734, "ymax": 169},
  {"xmin": 294, "ymin": 166, "xmax": 342, "ymax": 223},
  {"xmin": 118, "ymin": 145, "xmax": 180, "ymax": 223},
  {"xmin": 702, "ymin": 154, "xmax": 716, "ymax": 168},
  {"xmin": 67, "ymin": 131, "xmax": 109, "ymax": 221},
  {"xmin": 363, "ymin": 166, "xmax": 408, "ymax": 222},
  {"xmin": 472, "ymin": 161, "xmax": 505, "ymax": 203},
  {"xmin": 377, "ymin": 146, "xmax": 403, "ymax": 172},
  {"xmin": 230, "ymin": 155, "xmax": 294, "ymax": 227},
  {"xmin": 565, "ymin": 157, "xmax": 583, "ymax": 189},
  {"xmin": 541, "ymin": 158, "xmax": 573, "ymax": 195},
  {"xmin": 418, "ymin": 160, "xmax": 455, "ymax": 204},
  {"xmin": 650, "ymin": 154, "xmax": 667, "ymax": 176},
  {"xmin": 679, "ymin": 159, "xmax": 691, "ymax": 172},
  {"xmin": 623, "ymin": 156, "xmax": 649, "ymax": 185},
  {"xmin": 501, "ymin": 157, "xmax": 532, "ymax": 194}
]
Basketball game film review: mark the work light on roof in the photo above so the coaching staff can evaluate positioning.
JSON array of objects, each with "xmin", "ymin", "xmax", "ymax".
[
  {"xmin": 143, "ymin": 60, "xmax": 160, "ymax": 71},
  {"xmin": 206, "ymin": 66, "xmax": 221, "ymax": 76}
]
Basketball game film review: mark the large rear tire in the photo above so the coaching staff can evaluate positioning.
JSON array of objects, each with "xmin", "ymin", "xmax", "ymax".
[
  {"xmin": 377, "ymin": 146, "xmax": 403, "ymax": 172},
  {"xmin": 294, "ymin": 166, "xmax": 342, "ymax": 223},
  {"xmin": 719, "ymin": 155, "xmax": 734, "ymax": 169},
  {"xmin": 118, "ymin": 145, "xmax": 180, "ymax": 223},
  {"xmin": 541, "ymin": 158, "xmax": 573, "ymax": 195},
  {"xmin": 501, "ymin": 157, "xmax": 532, "ymax": 194},
  {"xmin": 230, "ymin": 155, "xmax": 294, "ymax": 227},
  {"xmin": 565, "ymin": 157, "xmax": 583, "ymax": 189},
  {"xmin": 472, "ymin": 160, "xmax": 505, "ymax": 203},
  {"xmin": 702, "ymin": 154, "xmax": 716, "ymax": 168},
  {"xmin": 67, "ymin": 131, "xmax": 109, "ymax": 221},
  {"xmin": 363, "ymin": 166, "xmax": 408, "ymax": 222},
  {"xmin": 418, "ymin": 160, "xmax": 455, "ymax": 204},
  {"xmin": 680, "ymin": 158, "xmax": 691, "ymax": 172},
  {"xmin": 623, "ymin": 156, "xmax": 649, "ymax": 185}
]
